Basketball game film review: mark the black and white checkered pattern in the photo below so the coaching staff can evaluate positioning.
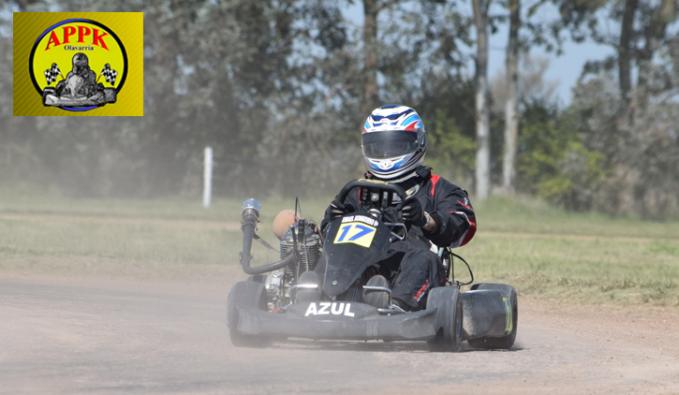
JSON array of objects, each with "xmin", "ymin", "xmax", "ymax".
[
  {"xmin": 101, "ymin": 64, "xmax": 117, "ymax": 85},
  {"xmin": 44, "ymin": 63, "xmax": 61, "ymax": 85}
]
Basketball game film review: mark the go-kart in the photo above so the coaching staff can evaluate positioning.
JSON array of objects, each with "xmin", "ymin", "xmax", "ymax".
[
  {"xmin": 227, "ymin": 179, "xmax": 518, "ymax": 351},
  {"xmin": 43, "ymin": 86, "xmax": 116, "ymax": 108}
]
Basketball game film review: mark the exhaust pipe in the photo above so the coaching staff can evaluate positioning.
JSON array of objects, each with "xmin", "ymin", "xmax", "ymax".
[{"xmin": 239, "ymin": 198, "xmax": 295, "ymax": 275}]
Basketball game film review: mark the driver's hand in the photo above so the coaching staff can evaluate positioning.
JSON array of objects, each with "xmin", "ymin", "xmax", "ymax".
[
  {"xmin": 328, "ymin": 198, "xmax": 347, "ymax": 219},
  {"xmin": 401, "ymin": 197, "xmax": 427, "ymax": 227}
]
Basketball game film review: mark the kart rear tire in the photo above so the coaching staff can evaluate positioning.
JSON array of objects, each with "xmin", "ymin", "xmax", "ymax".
[
  {"xmin": 467, "ymin": 283, "xmax": 518, "ymax": 350},
  {"xmin": 427, "ymin": 286, "xmax": 463, "ymax": 352},
  {"xmin": 227, "ymin": 280, "xmax": 271, "ymax": 347}
]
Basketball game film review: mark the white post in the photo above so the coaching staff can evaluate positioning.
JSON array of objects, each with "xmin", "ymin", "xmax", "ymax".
[{"xmin": 203, "ymin": 146, "xmax": 213, "ymax": 208}]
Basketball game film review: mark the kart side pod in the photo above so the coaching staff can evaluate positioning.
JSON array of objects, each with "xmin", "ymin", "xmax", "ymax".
[{"xmin": 462, "ymin": 289, "xmax": 513, "ymax": 340}]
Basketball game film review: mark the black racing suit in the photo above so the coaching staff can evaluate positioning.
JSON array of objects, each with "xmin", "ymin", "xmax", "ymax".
[{"xmin": 321, "ymin": 166, "xmax": 477, "ymax": 309}]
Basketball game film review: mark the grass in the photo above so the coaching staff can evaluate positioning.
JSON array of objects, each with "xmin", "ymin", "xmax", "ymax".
[
  {"xmin": 466, "ymin": 196, "xmax": 679, "ymax": 305},
  {"xmin": 1, "ymin": 193, "xmax": 678, "ymax": 305}
]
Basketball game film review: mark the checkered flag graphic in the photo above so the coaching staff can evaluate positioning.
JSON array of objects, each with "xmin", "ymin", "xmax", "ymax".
[
  {"xmin": 44, "ymin": 63, "xmax": 61, "ymax": 85},
  {"xmin": 101, "ymin": 64, "xmax": 117, "ymax": 85}
]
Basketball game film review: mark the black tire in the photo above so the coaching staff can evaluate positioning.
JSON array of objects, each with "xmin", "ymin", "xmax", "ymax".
[
  {"xmin": 295, "ymin": 271, "xmax": 321, "ymax": 303},
  {"xmin": 426, "ymin": 286, "xmax": 463, "ymax": 352},
  {"xmin": 247, "ymin": 274, "xmax": 266, "ymax": 283},
  {"xmin": 362, "ymin": 274, "xmax": 390, "ymax": 309},
  {"xmin": 467, "ymin": 283, "xmax": 518, "ymax": 350},
  {"xmin": 226, "ymin": 281, "xmax": 271, "ymax": 347}
]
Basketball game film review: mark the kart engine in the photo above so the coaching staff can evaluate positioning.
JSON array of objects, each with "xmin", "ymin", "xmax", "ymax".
[
  {"xmin": 280, "ymin": 220, "xmax": 322, "ymax": 274},
  {"xmin": 265, "ymin": 219, "xmax": 321, "ymax": 309}
]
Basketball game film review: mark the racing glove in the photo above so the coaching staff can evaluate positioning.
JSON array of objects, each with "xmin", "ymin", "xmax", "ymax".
[{"xmin": 401, "ymin": 197, "xmax": 427, "ymax": 227}]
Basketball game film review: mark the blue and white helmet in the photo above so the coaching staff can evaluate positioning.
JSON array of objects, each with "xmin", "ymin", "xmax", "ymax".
[{"xmin": 362, "ymin": 105, "xmax": 426, "ymax": 180}]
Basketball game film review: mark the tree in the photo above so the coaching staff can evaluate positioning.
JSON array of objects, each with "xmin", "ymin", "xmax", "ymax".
[
  {"xmin": 491, "ymin": 55, "xmax": 558, "ymax": 108},
  {"xmin": 472, "ymin": 0, "xmax": 491, "ymax": 199},
  {"xmin": 501, "ymin": 0, "xmax": 520, "ymax": 192},
  {"xmin": 618, "ymin": 0, "xmax": 638, "ymax": 107},
  {"xmin": 635, "ymin": 0, "xmax": 677, "ymax": 114},
  {"xmin": 557, "ymin": 0, "xmax": 678, "ymax": 112},
  {"xmin": 363, "ymin": 0, "xmax": 380, "ymax": 113}
]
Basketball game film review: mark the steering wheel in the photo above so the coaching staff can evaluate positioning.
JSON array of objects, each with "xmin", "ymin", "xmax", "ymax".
[
  {"xmin": 334, "ymin": 179, "xmax": 409, "ymax": 241},
  {"xmin": 337, "ymin": 179, "xmax": 406, "ymax": 210}
]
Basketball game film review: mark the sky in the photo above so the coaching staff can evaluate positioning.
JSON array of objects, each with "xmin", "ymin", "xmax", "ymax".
[{"xmin": 343, "ymin": 2, "xmax": 613, "ymax": 105}]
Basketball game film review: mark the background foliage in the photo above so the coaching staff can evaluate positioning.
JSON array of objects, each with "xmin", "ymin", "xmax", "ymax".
[{"xmin": 0, "ymin": 0, "xmax": 677, "ymax": 219}]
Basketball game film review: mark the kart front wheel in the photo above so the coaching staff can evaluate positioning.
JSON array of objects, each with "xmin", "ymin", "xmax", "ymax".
[
  {"xmin": 427, "ymin": 287, "xmax": 463, "ymax": 352},
  {"xmin": 227, "ymin": 281, "xmax": 271, "ymax": 347}
]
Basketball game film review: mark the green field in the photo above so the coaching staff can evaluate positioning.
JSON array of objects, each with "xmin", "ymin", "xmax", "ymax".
[{"xmin": 1, "ymin": 193, "xmax": 678, "ymax": 305}]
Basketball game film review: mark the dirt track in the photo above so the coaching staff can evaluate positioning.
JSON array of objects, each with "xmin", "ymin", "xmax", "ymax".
[{"xmin": 2, "ymin": 272, "xmax": 679, "ymax": 395}]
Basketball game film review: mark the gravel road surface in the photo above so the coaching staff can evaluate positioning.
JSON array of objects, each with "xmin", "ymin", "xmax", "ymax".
[{"xmin": 2, "ymin": 273, "xmax": 678, "ymax": 394}]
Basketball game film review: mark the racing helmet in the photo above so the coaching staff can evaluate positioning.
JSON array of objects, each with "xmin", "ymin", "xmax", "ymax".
[{"xmin": 361, "ymin": 105, "xmax": 426, "ymax": 180}]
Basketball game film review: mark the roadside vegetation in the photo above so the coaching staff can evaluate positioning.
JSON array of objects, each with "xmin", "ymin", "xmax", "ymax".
[{"xmin": 1, "ymin": 195, "xmax": 677, "ymax": 306}]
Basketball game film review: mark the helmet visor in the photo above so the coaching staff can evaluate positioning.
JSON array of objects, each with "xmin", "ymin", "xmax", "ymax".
[{"xmin": 362, "ymin": 131, "xmax": 419, "ymax": 159}]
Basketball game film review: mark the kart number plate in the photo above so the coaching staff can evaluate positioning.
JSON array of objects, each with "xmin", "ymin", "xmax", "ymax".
[
  {"xmin": 333, "ymin": 222, "xmax": 376, "ymax": 248},
  {"xmin": 305, "ymin": 302, "xmax": 355, "ymax": 317}
]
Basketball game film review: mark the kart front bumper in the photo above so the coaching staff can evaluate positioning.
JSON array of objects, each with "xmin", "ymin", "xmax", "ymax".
[{"xmin": 234, "ymin": 302, "xmax": 438, "ymax": 341}]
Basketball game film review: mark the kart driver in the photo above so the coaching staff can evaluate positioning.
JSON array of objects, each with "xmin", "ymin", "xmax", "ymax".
[{"xmin": 320, "ymin": 105, "xmax": 476, "ymax": 311}]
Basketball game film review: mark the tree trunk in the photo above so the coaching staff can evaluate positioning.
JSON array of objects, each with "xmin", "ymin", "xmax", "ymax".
[
  {"xmin": 618, "ymin": 0, "xmax": 637, "ymax": 107},
  {"xmin": 363, "ymin": 0, "xmax": 379, "ymax": 114},
  {"xmin": 473, "ymin": 0, "xmax": 491, "ymax": 200},
  {"xmin": 636, "ymin": 0, "xmax": 676, "ymax": 114},
  {"xmin": 502, "ymin": 0, "xmax": 520, "ymax": 192}
]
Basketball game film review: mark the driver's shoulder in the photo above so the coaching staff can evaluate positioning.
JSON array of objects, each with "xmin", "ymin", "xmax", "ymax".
[{"xmin": 425, "ymin": 173, "xmax": 465, "ymax": 198}]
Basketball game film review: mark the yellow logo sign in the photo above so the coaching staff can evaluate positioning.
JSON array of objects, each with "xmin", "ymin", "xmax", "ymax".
[
  {"xmin": 333, "ymin": 222, "xmax": 377, "ymax": 248},
  {"xmin": 14, "ymin": 12, "xmax": 143, "ymax": 116}
]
